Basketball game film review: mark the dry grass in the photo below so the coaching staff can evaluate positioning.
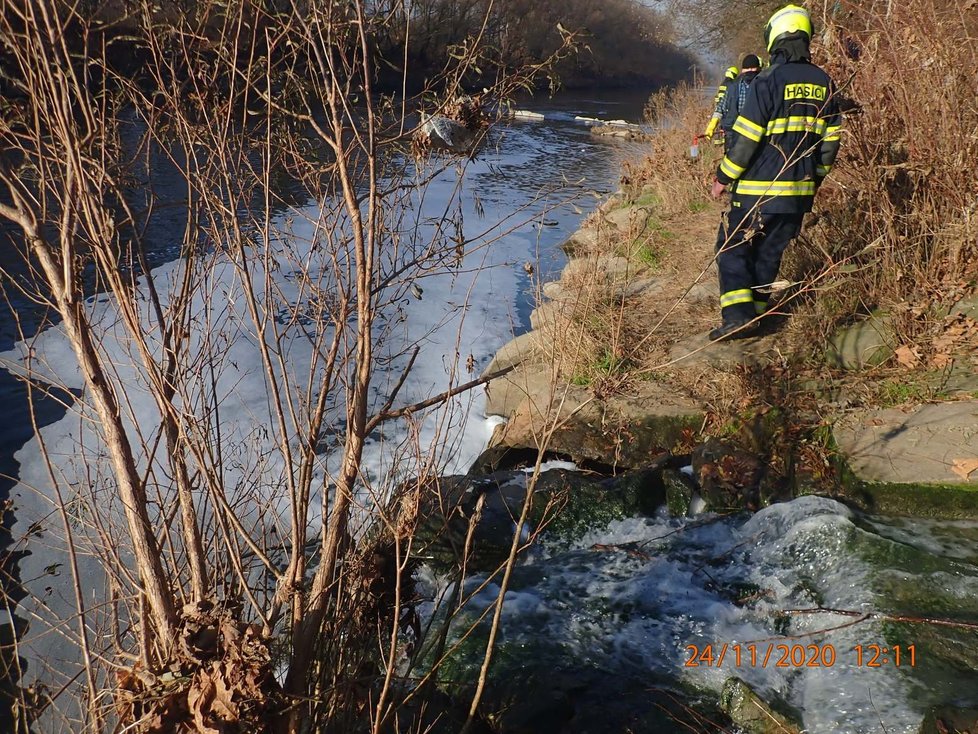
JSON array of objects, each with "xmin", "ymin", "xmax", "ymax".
[
  {"xmin": 637, "ymin": 85, "xmax": 719, "ymax": 220},
  {"xmin": 532, "ymin": 83, "xmax": 741, "ymax": 404},
  {"xmin": 785, "ymin": 0, "xmax": 978, "ymax": 360},
  {"xmin": 539, "ymin": 0, "xmax": 978, "ymax": 414}
]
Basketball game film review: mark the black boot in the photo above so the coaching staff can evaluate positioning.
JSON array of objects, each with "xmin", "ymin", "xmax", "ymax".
[{"xmin": 708, "ymin": 318, "xmax": 757, "ymax": 342}]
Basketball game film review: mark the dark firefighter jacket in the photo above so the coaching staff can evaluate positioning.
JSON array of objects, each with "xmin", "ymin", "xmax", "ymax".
[
  {"xmin": 719, "ymin": 70, "xmax": 760, "ymax": 136},
  {"xmin": 715, "ymin": 59, "xmax": 841, "ymax": 214}
]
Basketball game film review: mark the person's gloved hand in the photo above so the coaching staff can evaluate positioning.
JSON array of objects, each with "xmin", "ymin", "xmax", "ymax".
[{"xmin": 704, "ymin": 116, "xmax": 719, "ymax": 139}]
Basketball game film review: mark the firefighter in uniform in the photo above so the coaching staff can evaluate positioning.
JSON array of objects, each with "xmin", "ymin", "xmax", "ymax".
[
  {"xmin": 703, "ymin": 66, "xmax": 739, "ymax": 140},
  {"xmin": 718, "ymin": 54, "xmax": 762, "ymax": 153},
  {"xmin": 708, "ymin": 4, "xmax": 842, "ymax": 341}
]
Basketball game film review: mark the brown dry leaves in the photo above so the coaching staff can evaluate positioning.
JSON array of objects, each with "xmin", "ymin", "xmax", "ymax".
[
  {"xmin": 116, "ymin": 601, "xmax": 277, "ymax": 733},
  {"xmin": 896, "ymin": 311, "xmax": 978, "ymax": 371},
  {"xmin": 951, "ymin": 459, "xmax": 978, "ymax": 481}
]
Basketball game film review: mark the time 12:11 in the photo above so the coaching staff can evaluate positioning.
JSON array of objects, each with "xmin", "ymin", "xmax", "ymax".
[{"xmin": 853, "ymin": 644, "xmax": 916, "ymax": 667}]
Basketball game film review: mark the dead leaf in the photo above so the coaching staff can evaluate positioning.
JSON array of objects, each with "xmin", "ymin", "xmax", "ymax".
[
  {"xmin": 187, "ymin": 670, "xmax": 220, "ymax": 734},
  {"xmin": 951, "ymin": 458, "xmax": 978, "ymax": 480},
  {"xmin": 894, "ymin": 344, "xmax": 920, "ymax": 368},
  {"xmin": 930, "ymin": 352, "xmax": 953, "ymax": 369}
]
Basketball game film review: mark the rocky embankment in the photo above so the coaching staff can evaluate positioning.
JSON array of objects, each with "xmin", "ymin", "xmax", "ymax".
[{"xmin": 477, "ymin": 190, "xmax": 978, "ymax": 519}]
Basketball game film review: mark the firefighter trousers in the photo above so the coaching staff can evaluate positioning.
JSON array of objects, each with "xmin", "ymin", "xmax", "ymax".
[{"xmin": 715, "ymin": 206, "xmax": 804, "ymax": 323}]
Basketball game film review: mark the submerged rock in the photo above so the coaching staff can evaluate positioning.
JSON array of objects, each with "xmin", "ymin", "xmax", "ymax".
[
  {"xmin": 434, "ymin": 630, "xmax": 731, "ymax": 734},
  {"xmin": 720, "ymin": 678, "xmax": 802, "ymax": 734},
  {"xmin": 692, "ymin": 438, "xmax": 763, "ymax": 512},
  {"xmin": 411, "ymin": 466, "xmax": 669, "ymax": 571}
]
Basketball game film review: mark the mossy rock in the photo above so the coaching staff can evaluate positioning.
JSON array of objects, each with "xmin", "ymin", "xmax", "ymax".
[
  {"xmin": 825, "ymin": 311, "xmax": 896, "ymax": 369},
  {"xmin": 412, "ymin": 468, "xmax": 668, "ymax": 571},
  {"xmin": 830, "ymin": 478, "xmax": 978, "ymax": 519},
  {"xmin": 662, "ymin": 468, "xmax": 695, "ymax": 516},
  {"xmin": 720, "ymin": 677, "xmax": 802, "ymax": 734}
]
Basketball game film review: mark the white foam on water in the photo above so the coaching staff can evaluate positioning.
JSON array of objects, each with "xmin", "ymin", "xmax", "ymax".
[
  {"xmin": 522, "ymin": 460, "xmax": 578, "ymax": 474},
  {"xmin": 688, "ymin": 491, "xmax": 707, "ymax": 515},
  {"xmin": 451, "ymin": 495, "xmax": 978, "ymax": 733},
  {"xmin": 0, "ymin": 112, "xmax": 628, "ymax": 702}
]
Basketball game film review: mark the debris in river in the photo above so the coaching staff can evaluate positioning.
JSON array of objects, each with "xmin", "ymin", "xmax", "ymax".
[
  {"xmin": 510, "ymin": 109, "xmax": 545, "ymax": 121},
  {"xmin": 413, "ymin": 95, "xmax": 489, "ymax": 157}
]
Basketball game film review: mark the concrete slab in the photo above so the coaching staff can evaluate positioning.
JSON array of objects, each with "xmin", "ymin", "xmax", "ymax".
[
  {"xmin": 484, "ymin": 364, "xmax": 555, "ymax": 418},
  {"xmin": 834, "ymin": 400, "xmax": 978, "ymax": 485},
  {"xmin": 491, "ymin": 381, "xmax": 704, "ymax": 469}
]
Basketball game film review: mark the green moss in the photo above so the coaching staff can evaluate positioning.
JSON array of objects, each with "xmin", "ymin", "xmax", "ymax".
[
  {"xmin": 631, "ymin": 191, "xmax": 660, "ymax": 208},
  {"xmin": 823, "ymin": 453, "xmax": 978, "ymax": 518},
  {"xmin": 843, "ymin": 480, "xmax": 978, "ymax": 519},
  {"xmin": 634, "ymin": 413, "xmax": 704, "ymax": 456},
  {"xmin": 571, "ymin": 348, "xmax": 630, "ymax": 386},
  {"xmin": 875, "ymin": 377, "xmax": 949, "ymax": 407},
  {"xmin": 635, "ymin": 242, "xmax": 661, "ymax": 268}
]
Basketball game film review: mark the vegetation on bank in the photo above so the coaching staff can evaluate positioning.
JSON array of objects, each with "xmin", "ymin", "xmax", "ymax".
[
  {"xmin": 0, "ymin": 0, "xmax": 975, "ymax": 732},
  {"xmin": 544, "ymin": 0, "xmax": 978, "ymax": 405},
  {"xmin": 0, "ymin": 0, "xmax": 694, "ymax": 94},
  {"xmin": 394, "ymin": 0, "xmax": 695, "ymax": 88}
]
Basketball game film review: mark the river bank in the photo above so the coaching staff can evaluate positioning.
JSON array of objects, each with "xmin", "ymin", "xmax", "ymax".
[
  {"xmin": 480, "ymin": 185, "xmax": 978, "ymax": 516},
  {"xmin": 481, "ymin": 93, "xmax": 978, "ymax": 519},
  {"xmin": 444, "ymin": 86, "xmax": 978, "ymax": 732}
]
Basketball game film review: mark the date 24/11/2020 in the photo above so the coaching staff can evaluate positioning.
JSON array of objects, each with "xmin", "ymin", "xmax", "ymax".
[{"xmin": 684, "ymin": 643, "xmax": 917, "ymax": 669}]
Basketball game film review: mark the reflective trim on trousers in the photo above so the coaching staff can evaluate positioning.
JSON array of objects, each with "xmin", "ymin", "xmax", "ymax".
[{"xmin": 720, "ymin": 288, "xmax": 754, "ymax": 308}]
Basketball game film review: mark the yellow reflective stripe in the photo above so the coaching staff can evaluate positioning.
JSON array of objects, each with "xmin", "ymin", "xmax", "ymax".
[
  {"xmin": 754, "ymin": 300, "xmax": 768, "ymax": 314},
  {"xmin": 824, "ymin": 125, "xmax": 842, "ymax": 142},
  {"xmin": 735, "ymin": 179, "xmax": 816, "ymax": 196},
  {"xmin": 765, "ymin": 116, "xmax": 827, "ymax": 136},
  {"xmin": 732, "ymin": 116, "xmax": 764, "ymax": 142},
  {"xmin": 816, "ymin": 165, "xmax": 832, "ymax": 177},
  {"xmin": 720, "ymin": 289, "xmax": 754, "ymax": 307},
  {"xmin": 720, "ymin": 157, "xmax": 746, "ymax": 179}
]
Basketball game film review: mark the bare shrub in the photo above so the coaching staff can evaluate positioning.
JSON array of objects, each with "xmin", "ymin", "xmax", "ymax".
[{"xmin": 0, "ymin": 1, "xmax": 581, "ymax": 732}]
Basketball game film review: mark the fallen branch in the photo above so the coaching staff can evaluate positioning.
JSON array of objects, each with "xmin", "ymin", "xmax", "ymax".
[{"xmin": 781, "ymin": 606, "xmax": 978, "ymax": 632}]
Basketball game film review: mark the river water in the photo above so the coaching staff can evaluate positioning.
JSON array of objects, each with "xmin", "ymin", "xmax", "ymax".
[{"xmin": 1, "ymin": 89, "xmax": 977, "ymax": 732}]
